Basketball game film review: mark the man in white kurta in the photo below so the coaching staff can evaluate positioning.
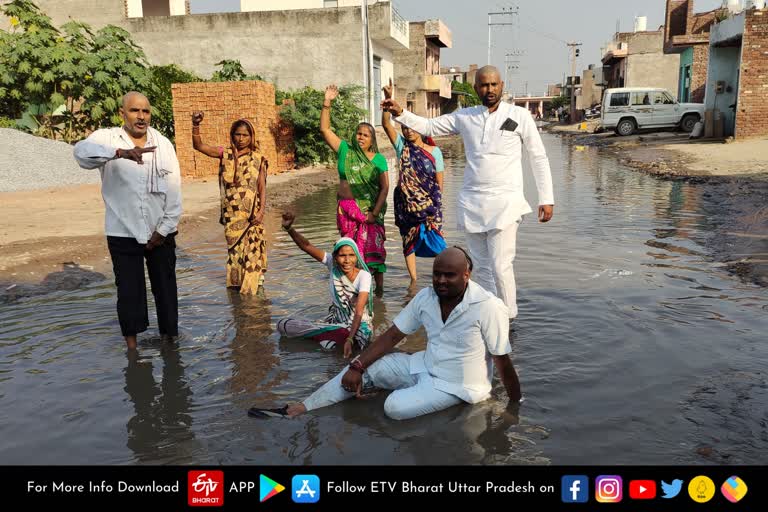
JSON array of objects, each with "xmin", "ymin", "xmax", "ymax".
[
  {"xmin": 253, "ymin": 247, "xmax": 522, "ymax": 421},
  {"xmin": 382, "ymin": 66, "xmax": 554, "ymax": 319}
]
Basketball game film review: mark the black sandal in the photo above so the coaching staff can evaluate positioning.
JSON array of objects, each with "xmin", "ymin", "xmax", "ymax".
[{"xmin": 247, "ymin": 405, "xmax": 289, "ymax": 418}]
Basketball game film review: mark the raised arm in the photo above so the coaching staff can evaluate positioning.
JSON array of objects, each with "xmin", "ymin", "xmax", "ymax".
[
  {"xmin": 191, "ymin": 111, "xmax": 221, "ymax": 158},
  {"xmin": 380, "ymin": 79, "xmax": 398, "ymax": 145},
  {"xmin": 320, "ymin": 85, "xmax": 342, "ymax": 153},
  {"xmin": 281, "ymin": 212, "xmax": 324, "ymax": 262},
  {"xmin": 382, "ymin": 98, "xmax": 459, "ymax": 138}
]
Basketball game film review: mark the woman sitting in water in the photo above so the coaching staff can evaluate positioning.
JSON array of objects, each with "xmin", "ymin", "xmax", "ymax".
[
  {"xmin": 191, "ymin": 112, "xmax": 268, "ymax": 295},
  {"xmin": 320, "ymin": 84, "xmax": 389, "ymax": 294},
  {"xmin": 276, "ymin": 212, "xmax": 373, "ymax": 358}
]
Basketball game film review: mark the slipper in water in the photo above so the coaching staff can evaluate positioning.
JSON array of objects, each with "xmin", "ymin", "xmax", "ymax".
[{"xmin": 248, "ymin": 405, "xmax": 289, "ymax": 419}]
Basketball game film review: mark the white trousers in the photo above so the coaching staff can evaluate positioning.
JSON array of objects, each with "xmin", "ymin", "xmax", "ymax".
[
  {"xmin": 303, "ymin": 353, "xmax": 463, "ymax": 420},
  {"xmin": 464, "ymin": 219, "xmax": 521, "ymax": 318}
]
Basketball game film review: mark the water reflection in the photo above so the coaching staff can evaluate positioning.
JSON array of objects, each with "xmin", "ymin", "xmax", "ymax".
[{"xmin": 124, "ymin": 343, "xmax": 195, "ymax": 463}]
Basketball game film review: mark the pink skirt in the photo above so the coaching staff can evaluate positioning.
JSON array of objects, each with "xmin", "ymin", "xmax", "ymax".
[{"xmin": 336, "ymin": 199, "xmax": 386, "ymax": 273}]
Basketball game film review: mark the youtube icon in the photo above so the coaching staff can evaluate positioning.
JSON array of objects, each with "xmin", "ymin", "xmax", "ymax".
[{"xmin": 629, "ymin": 480, "xmax": 657, "ymax": 500}]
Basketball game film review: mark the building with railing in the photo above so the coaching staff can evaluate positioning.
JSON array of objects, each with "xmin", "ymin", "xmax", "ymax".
[
  {"xmin": 393, "ymin": 19, "xmax": 452, "ymax": 118},
  {"xmin": 7, "ymin": 0, "xmax": 410, "ymax": 122}
]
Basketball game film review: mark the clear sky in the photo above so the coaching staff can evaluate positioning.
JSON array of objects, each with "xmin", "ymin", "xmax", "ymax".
[{"xmin": 190, "ymin": 0, "xmax": 725, "ymax": 95}]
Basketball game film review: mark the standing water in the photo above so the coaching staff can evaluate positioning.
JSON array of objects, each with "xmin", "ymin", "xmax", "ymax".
[{"xmin": 1, "ymin": 134, "xmax": 766, "ymax": 465}]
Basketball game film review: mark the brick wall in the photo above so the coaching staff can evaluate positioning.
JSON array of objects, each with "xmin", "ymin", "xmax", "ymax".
[
  {"xmin": 171, "ymin": 81, "xmax": 294, "ymax": 179},
  {"xmin": 691, "ymin": 44, "xmax": 709, "ymax": 102},
  {"xmin": 736, "ymin": 9, "xmax": 768, "ymax": 139}
]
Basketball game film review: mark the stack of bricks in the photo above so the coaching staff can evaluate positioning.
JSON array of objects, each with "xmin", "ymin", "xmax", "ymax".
[
  {"xmin": 736, "ymin": 8, "xmax": 768, "ymax": 139},
  {"xmin": 172, "ymin": 80, "xmax": 295, "ymax": 179}
]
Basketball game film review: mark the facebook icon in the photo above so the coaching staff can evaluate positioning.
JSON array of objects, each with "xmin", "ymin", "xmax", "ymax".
[{"xmin": 561, "ymin": 475, "xmax": 589, "ymax": 503}]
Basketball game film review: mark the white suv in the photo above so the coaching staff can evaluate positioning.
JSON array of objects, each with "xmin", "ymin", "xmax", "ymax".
[{"xmin": 601, "ymin": 87, "xmax": 705, "ymax": 136}]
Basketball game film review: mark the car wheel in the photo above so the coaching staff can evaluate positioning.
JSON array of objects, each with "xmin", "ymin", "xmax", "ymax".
[
  {"xmin": 680, "ymin": 114, "xmax": 698, "ymax": 133},
  {"xmin": 616, "ymin": 118, "xmax": 636, "ymax": 136}
]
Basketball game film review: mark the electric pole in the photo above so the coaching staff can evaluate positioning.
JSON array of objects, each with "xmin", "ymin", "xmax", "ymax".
[
  {"xmin": 567, "ymin": 42, "xmax": 582, "ymax": 123},
  {"xmin": 488, "ymin": 6, "xmax": 518, "ymax": 66},
  {"xmin": 362, "ymin": 0, "xmax": 372, "ymax": 123}
]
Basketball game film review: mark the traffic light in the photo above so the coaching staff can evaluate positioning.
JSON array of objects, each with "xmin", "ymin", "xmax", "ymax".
[{"xmin": 575, "ymin": 48, "xmax": 580, "ymax": 57}]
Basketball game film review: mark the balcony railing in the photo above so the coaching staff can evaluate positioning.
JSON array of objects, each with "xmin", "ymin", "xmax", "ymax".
[{"xmin": 391, "ymin": 4, "xmax": 408, "ymax": 41}]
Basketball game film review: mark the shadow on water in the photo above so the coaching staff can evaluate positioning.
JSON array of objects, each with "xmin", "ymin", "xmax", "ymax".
[{"xmin": 1, "ymin": 134, "xmax": 767, "ymax": 465}]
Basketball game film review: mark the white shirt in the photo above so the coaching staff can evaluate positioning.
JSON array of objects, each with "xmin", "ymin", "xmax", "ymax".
[
  {"xmin": 393, "ymin": 281, "xmax": 512, "ymax": 403},
  {"xmin": 395, "ymin": 102, "xmax": 554, "ymax": 233},
  {"xmin": 73, "ymin": 127, "xmax": 183, "ymax": 244}
]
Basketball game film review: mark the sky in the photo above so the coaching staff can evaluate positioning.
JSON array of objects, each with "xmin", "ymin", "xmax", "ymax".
[{"xmin": 191, "ymin": 0, "xmax": 726, "ymax": 95}]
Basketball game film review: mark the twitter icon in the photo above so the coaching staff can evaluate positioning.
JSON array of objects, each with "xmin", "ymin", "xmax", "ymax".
[{"xmin": 661, "ymin": 480, "xmax": 684, "ymax": 499}]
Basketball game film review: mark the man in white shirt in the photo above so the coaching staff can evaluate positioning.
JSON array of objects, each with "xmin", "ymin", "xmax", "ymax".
[
  {"xmin": 249, "ymin": 247, "xmax": 521, "ymax": 421},
  {"xmin": 74, "ymin": 92, "xmax": 183, "ymax": 351},
  {"xmin": 381, "ymin": 66, "xmax": 554, "ymax": 320}
]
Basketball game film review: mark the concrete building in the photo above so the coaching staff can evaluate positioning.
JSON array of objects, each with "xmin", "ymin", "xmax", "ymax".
[
  {"xmin": 4, "ymin": 1, "xmax": 410, "ymax": 122},
  {"xmin": 664, "ymin": 0, "xmax": 725, "ymax": 103},
  {"xmin": 393, "ymin": 19, "xmax": 452, "ymax": 119},
  {"xmin": 601, "ymin": 25, "xmax": 681, "ymax": 98},
  {"xmin": 705, "ymin": 5, "xmax": 768, "ymax": 138},
  {"xmin": 576, "ymin": 64, "xmax": 605, "ymax": 110}
]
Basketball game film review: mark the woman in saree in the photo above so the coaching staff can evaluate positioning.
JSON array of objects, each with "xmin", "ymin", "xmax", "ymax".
[
  {"xmin": 320, "ymin": 85, "xmax": 389, "ymax": 294},
  {"xmin": 276, "ymin": 212, "xmax": 373, "ymax": 358},
  {"xmin": 381, "ymin": 80, "xmax": 445, "ymax": 284},
  {"xmin": 191, "ymin": 112, "xmax": 268, "ymax": 295}
]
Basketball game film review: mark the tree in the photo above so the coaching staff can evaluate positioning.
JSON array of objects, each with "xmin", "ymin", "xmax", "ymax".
[
  {"xmin": 147, "ymin": 64, "xmax": 203, "ymax": 141},
  {"xmin": 451, "ymin": 80, "xmax": 481, "ymax": 108},
  {"xmin": 278, "ymin": 85, "xmax": 367, "ymax": 166},
  {"xmin": 211, "ymin": 59, "xmax": 263, "ymax": 82},
  {"xmin": 0, "ymin": 0, "xmax": 150, "ymax": 141}
]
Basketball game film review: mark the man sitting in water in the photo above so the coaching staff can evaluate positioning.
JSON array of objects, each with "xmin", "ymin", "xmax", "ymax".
[{"xmin": 250, "ymin": 247, "xmax": 522, "ymax": 421}]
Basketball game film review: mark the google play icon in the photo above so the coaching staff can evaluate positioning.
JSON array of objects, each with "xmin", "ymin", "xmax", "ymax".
[{"xmin": 260, "ymin": 474, "xmax": 286, "ymax": 502}]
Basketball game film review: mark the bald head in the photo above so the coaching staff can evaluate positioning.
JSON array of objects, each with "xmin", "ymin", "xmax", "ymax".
[
  {"xmin": 435, "ymin": 247, "xmax": 471, "ymax": 273},
  {"xmin": 474, "ymin": 66, "xmax": 504, "ymax": 109},
  {"xmin": 121, "ymin": 91, "xmax": 149, "ymax": 108},
  {"xmin": 433, "ymin": 247, "xmax": 472, "ymax": 299},
  {"xmin": 475, "ymin": 65, "xmax": 501, "ymax": 83}
]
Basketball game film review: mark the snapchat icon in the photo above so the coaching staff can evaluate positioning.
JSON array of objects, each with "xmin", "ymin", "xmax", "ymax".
[{"xmin": 688, "ymin": 476, "xmax": 715, "ymax": 503}]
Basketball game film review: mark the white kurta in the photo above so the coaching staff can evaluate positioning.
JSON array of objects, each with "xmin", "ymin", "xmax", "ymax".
[
  {"xmin": 74, "ymin": 127, "xmax": 183, "ymax": 244},
  {"xmin": 395, "ymin": 102, "xmax": 554, "ymax": 233}
]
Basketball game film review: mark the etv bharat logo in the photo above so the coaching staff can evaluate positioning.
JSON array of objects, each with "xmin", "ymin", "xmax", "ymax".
[{"xmin": 188, "ymin": 471, "xmax": 224, "ymax": 507}]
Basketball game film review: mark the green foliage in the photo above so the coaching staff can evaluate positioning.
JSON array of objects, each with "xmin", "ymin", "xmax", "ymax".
[
  {"xmin": 0, "ymin": 0, "xmax": 150, "ymax": 141},
  {"xmin": 211, "ymin": 59, "xmax": 263, "ymax": 82},
  {"xmin": 551, "ymin": 95, "xmax": 570, "ymax": 109},
  {"xmin": 451, "ymin": 80, "xmax": 481, "ymax": 107},
  {"xmin": 278, "ymin": 85, "xmax": 367, "ymax": 166},
  {"xmin": 0, "ymin": 117, "xmax": 19, "ymax": 128},
  {"xmin": 147, "ymin": 64, "xmax": 203, "ymax": 142}
]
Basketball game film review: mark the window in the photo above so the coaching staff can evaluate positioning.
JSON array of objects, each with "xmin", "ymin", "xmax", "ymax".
[
  {"xmin": 324, "ymin": 1, "xmax": 338, "ymax": 7},
  {"xmin": 632, "ymin": 92, "xmax": 651, "ymax": 106},
  {"xmin": 609, "ymin": 92, "xmax": 629, "ymax": 106}
]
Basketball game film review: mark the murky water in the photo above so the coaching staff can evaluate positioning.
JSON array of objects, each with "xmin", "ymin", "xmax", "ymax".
[{"xmin": 1, "ymin": 134, "xmax": 766, "ymax": 465}]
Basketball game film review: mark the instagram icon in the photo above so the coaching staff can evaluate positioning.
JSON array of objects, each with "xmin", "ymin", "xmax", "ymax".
[{"xmin": 595, "ymin": 476, "xmax": 623, "ymax": 503}]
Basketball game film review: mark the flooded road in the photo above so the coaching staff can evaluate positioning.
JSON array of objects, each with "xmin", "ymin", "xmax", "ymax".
[{"xmin": 1, "ymin": 134, "xmax": 766, "ymax": 465}]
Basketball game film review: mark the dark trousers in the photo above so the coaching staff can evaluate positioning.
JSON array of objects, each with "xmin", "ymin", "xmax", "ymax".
[{"xmin": 107, "ymin": 235, "xmax": 178, "ymax": 337}]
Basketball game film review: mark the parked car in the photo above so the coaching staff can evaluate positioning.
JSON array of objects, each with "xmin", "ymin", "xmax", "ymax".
[{"xmin": 601, "ymin": 87, "xmax": 704, "ymax": 136}]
